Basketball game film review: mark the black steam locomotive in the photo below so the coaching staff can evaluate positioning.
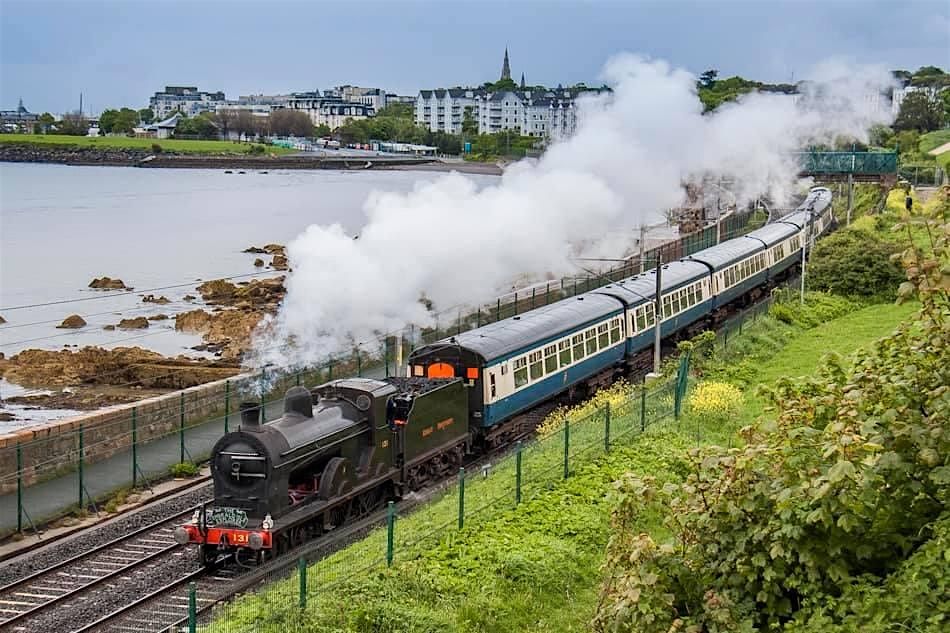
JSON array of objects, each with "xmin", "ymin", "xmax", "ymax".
[{"xmin": 175, "ymin": 378, "xmax": 468, "ymax": 566}]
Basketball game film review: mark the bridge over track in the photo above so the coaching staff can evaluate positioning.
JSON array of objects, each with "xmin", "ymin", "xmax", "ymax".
[{"xmin": 795, "ymin": 151, "xmax": 898, "ymax": 182}]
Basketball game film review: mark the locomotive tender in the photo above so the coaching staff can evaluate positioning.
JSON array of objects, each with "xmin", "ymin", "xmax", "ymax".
[{"xmin": 178, "ymin": 187, "xmax": 832, "ymax": 564}]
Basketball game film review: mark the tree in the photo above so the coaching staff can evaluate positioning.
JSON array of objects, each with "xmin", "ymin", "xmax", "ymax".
[
  {"xmin": 313, "ymin": 123, "xmax": 331, "ymax": 138},
  {"xmin": 233, "ymin": 111, "xmax": 258, "ymax": 139},
  {"xmin": 98, "ymin": 109, "xmax": 118, "ymax": 134},
  {"xmin": 893, "ymin": 90, "xmax": 944, "ymax": 132},
  {"xmin": 698, "ymin": 69, "xmax": 719, "ymax": 89},
  {"xmin": 462, "ymin": 106, "xmax": 478, "ymax": 136},
  {"xmin": 38, "ymin": 112, "xmax": 55, "ymax": 131},
  {"xmin": 138, "ymin": 108, "xmax": 154, "ymax": 124},
  {"xmin": 807, "ymin": 226, "xmax": 904, "ymax": 299},
  {"xmin": 174, "ymin": 112, "xmax": 218, "ymax": 139},
  {"xmin": 58, "ymin": 111, "xmax": 89, "ymax": 135},
  {"xmin": 113, "ymin": 108, "xmax": 139, "ymax": 134},
  {"xmin": 267, "ymin": 109, "xmax": 313, "ymax": 137},
  {"xmin": 215, "ymin": 109, "xmax": 237, "ymax": 139}
]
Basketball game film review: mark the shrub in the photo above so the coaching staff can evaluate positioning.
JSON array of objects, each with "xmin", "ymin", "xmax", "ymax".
[
  {"xmin": 150, "ymin": 143, "xmax": 162, "ymax": 154},
  {"xmin": 169, "ymin": 462, "xmax": 199, "ymax": 478},
  {"xmin": 806, "ymin": 227, "xmax": 903, "ymax": 300},
  {"xmin": 248, "ymin": 144, "xmax": 266, "ymax": 155},
  {"xmin": 686, "ymin": 381, "xmax": 743, "ymax": 427}
]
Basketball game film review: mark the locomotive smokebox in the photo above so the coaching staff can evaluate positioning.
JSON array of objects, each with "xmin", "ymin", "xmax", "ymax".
[
  {"xmin": 239, "ymin": 401, "xmax": 262, "ymax": 431},
  {"xmin": 283, "ymin": 386, "xmax": 313, "ymax": 418}
]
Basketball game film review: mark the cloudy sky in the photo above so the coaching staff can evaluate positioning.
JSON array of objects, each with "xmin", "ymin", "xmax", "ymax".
[{"xmin": 1, "ymin": 0, "xmax": 948, "ymax": 115}]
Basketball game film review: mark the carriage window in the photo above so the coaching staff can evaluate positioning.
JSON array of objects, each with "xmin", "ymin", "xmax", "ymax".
[
  {"xmin": 597, "ymin": 323, "xmax": 609, "ymax": 347},
  {"xmin": 513, "ymin": 357, "xmax": 528, "ymax": 388},
  {"xmin": 572, "ymin": 333, "xmax": 585, "ymax": 360},
  {"xmin": 586, "ymin": 328, "xmax": 598, "ymax": 355},
  {"xmin": 490, "ymin": 373, "xmax": 496, "ymax": 398},
  {"xmin": 636, "ymin": 308, "xmax": 646, "ymax": 331},
  {"xmin": 501, "ymin": 364, "xmax": 508, "ymax": 375},
  {"xmin": 544, "ymin": 344, "xmax": 558, "ymax": 373},
  {"xmin": 529, "ymin": 349, "xmax": 544, "ymax": 380},
  {"xmin": 610, "ymin": 318, "xmax": 622, "ymax": 343},
  {"xmin": 559, "ymin": 340, "xmax": 572, "ymax": 367},
  {"xmin": 645, "ymin": 303, "xmax": 655, "ymax": 327}
]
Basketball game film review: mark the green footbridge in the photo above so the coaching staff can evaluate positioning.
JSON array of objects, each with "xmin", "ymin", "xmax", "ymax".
[{"xmin": 796, "ymin": 151, "xmax": 898, "ymax": 182}]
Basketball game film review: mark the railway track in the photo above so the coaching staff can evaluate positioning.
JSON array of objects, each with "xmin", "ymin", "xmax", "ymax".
[{"xmin": 0, "ymin": 507, "xmax": 201, "ymax": 633}]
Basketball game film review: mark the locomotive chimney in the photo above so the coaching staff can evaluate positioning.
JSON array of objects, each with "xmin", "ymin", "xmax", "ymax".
[{"xmin": 239, "ymin": 401, "xmax": 262, "ymax": 431}]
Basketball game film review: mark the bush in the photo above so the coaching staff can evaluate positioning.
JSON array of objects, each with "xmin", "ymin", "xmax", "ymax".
[
  {"xmin": 686, "ymin": 381, "xmax": 743, "ymax": 427},
  {"xmin": 169, "ymin": 462, "xmax": 199, "ymax": 478},
  {"xmin": 807, "ymin": 227, "xmax": 903, "ymax": 300},
  {"xmin": 150, "ymin": 143, "xmax": 162, "ymax": 154},
  {"xmin": 248, "ymin": 144, "xmax": 266, "ymax": 155}
]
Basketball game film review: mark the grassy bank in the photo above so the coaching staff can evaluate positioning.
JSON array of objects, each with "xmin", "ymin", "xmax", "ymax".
[{"xmin": 0, "ymin": 133, "xmax": 294, "ymax": 155}]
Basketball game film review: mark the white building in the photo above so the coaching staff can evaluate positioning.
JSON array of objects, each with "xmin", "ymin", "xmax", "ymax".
[
  {"xmin": 286, "ymin": 94, "xmax": 375, "ymax": 129},
  {"xmin": 415, "ymin": 89, "xmax": 481, "ymax": 135},
  {"xmin": 149, "ymin": 86, "xmax": 226, "ymax": 118}
]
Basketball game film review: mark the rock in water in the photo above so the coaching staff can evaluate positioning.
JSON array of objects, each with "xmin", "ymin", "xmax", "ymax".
[
  {"xmin": 0, "ymin": 315, "xmax": 6, "ymax": 324},
  {"xmin": 243, "ymin": 246, "xmax": 267, "ymax": 254},
  {"xmin": 57, "ymin": 314, "xmax": 87, "ymax": 329},
  {"xmin": 117, "ymin": 317, "xmax": 149, "ymax": 330},
  {"xmin": 253, "ymin": 258, "xmax": 264, "ymax": 267},
  {"xmin": 103, "ymin": 324, "xmax": 116, "ymax": 331},
  {"xmin": 142, "ymin": 294, "xmax": 171, "ymax": 304},
  {"xmin": 148, "ymin": 314, "xmax": 169, "ymax": 321},
  {"xmin": 271, "ymin": 254, "xmax": 288, "ymax": 270},
  {"xmin": 89, "ymin": 277, "xmax": 129, "ymax": 290}
]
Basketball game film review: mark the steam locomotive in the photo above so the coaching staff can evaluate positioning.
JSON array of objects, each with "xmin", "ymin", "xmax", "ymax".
[{"xmin": 176, "ymin": 187, "xmax": 833, "ymax": 566}]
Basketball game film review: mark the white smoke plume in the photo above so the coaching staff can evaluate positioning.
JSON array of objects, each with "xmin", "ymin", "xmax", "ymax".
[{"xmin": 249, "ymin": 54, "xmax": 895, "ymax": 371}]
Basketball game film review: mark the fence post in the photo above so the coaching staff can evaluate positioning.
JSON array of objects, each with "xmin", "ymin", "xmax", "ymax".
[
  {"xmin": 386, "ymin": 500, "xmax": 395, "ymax": 566},
  {"xmin": 179, "ymin": 392, "xmax": 185, "ymax": 464},
  {"xmin": 295, "ymin": 370, "xmax": 301, "ymax": 387},
  {"xmin": 531, "ymin": 287, "xmax": 536, "ymax": 309},
  {"xmin": 604, "ymin": 402, "xmax": 611, "ymax": 452},
  {"xmin": 16, "ymin": 443, "xmax": 23, "ymax": 533},
  {"xmin": 515, "ymin": 441, "xmax": 523, "ymax": 505},
  {"xmin": 224, "ymin": 379, "xmax": 231, "ymax": 434},
  {"xmin": 514, "ymin": 292, "xmax": 518, "ymax": 316},
  {"xmin": 545, "ymin": 282, "xmax": 551, "ymax": 305},
  {"xmin": 188, "ymin": 581, "xmax": 197, "ymax": 633},
  {"xmin": 385, "ymin": 338, "xmax": 391, "ymax": 378},
  {"xmin": 476, "ymin": 307, "xmax": 481, "ymax": 328},
  {"xmin": 458, "ymin": 467, "xmax": 465, "ymax": 530},
  {"xmin": 78, "ymin": 423, "xmax": 84, "ymax": 510},
  {"xmin": 640, "ymin": 387, "xmax": 647, "ymax": 432},
  {"xmin": 131, "ymin": 407, "xmax": 138, "ymax": 488},
  {"xmin": 563, "ymin": 419, "xmax": 570, "ymax": 479},
  {"xmin": 496, "ymin": 298, "xmax": 501, "ymax": 322},
  {"xmin": 259, "ymin": 368, "xmax": 266, "ymax": 411},
  {"xmin": 298, "ymin": 557, "xmax": 307, "ymax": 609},
  {"xmin": 356, "ymin": 347, "xmax": 362, "ymax": 377}
]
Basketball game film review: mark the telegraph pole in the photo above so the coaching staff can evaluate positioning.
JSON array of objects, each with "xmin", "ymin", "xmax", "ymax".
[{"xmin": 652, "ymin": 254, "xmax": 662, "ymax": 375}]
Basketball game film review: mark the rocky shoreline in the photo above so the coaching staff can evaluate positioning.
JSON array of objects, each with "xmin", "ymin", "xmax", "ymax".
[{"xmin": 0, "ymin": 143, "xmax": 505, "ymax": 174}]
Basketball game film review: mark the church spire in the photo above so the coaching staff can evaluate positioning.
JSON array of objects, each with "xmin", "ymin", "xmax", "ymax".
[
  {"xmin": 520, "ymin": 72, "xmax": 525, "ymax": 89},
  {"xmin": 500, "ymin": 47, "xmax": 511, "ymax": 81}
]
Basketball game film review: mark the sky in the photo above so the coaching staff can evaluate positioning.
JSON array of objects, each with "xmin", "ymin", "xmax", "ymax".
[{"xmin": 1, "ymin": 0, "xmax": 948, "ymax": 115}]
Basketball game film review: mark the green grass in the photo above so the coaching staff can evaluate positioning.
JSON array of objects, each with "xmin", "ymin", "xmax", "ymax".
[
  {"xmin": 918, "ymin": 129, "xmax": 950, "ymax": 154},
  {"xmin": 0, "ymin": 133, "xmax": 294, "ymax": 155}
]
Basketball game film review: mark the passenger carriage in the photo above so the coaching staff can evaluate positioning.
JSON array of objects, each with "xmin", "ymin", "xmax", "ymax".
[
  {"xmin": 741, "ymin": 222, "xmax": 802, "ymax": 279},
  {"xmin": 409, "ymin": 293, "xmax": 626, "ymax": 429},
  {"xmin": 685, "ymin": 239, "xmax": 768, "ymax": 311},
  {"xmin": 596, "ymin": 260, "xmax": 712, "ymax": 355}
]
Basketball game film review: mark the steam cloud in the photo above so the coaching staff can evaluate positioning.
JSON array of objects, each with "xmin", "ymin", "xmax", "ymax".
[{"xmin": 249, "ymin": 54, "xmax": 895, "ymax": 371}]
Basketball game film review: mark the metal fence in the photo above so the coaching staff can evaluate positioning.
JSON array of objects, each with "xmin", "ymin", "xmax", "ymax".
[{"xmin": 2, "ymin": 206, "xmax": 766, "ymax": 537}]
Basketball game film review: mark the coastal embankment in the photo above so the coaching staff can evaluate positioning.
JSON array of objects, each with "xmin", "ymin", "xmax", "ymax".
[{"xmin": 0, "ymin": 143, "xmax": 504, "ymax": 174}]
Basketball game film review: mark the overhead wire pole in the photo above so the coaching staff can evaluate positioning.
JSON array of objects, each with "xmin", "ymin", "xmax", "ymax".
[{"xmin": 652, "ymin": 254, "xmax": 662, "ymax": 376}]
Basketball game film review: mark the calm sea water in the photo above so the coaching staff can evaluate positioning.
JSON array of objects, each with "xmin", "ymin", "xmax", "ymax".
[{"xmin": 0, "ymin": 163, "xmax": 496, "ymax": 430}]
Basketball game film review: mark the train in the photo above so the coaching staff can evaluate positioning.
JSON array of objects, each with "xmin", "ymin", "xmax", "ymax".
[{"xmin": 175, "ymin": 187, "xmax": 833, "ymax": 566}]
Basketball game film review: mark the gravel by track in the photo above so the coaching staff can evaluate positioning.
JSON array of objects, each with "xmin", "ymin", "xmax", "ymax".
[{"xmin": 0, "ymin": 482, "xmax": 211, "ymax": 587}]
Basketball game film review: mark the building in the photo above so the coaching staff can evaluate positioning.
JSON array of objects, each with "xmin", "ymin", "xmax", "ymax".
[
  {"xmin": 386, "ymin": 94, "xmax": 417, "ymax": 106},
  {"xmin": 149, "ymin": 86, "xmax": 227, "ymax": 118},
  {"xmin": 415, "ymin": 50, "xmax": 603, "ymax": 140},
  {"xmin": 334, "ymin": 85, "xmax": 388, "ymax": 110},
  {"xmin": 286, "ymin": 93, "xmax": 375, "ymax": 129},
  {"xmin": 416, "ymin": 88, "xmax": 482, "ymax": 135},
  {"xmin": 0, "ymin": 98, "xmax": 39, "ymax": 131}
]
